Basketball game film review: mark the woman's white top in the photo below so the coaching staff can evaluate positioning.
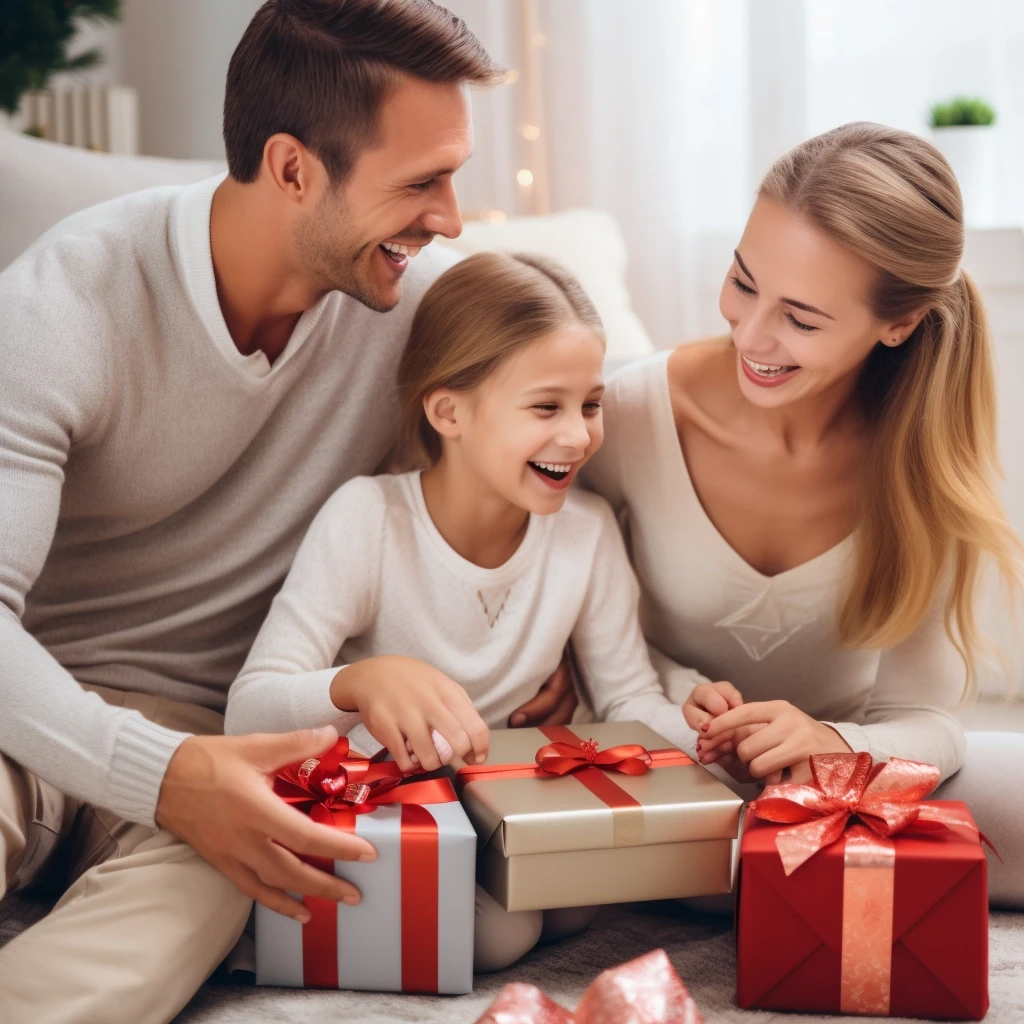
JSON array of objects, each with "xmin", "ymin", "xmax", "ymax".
[
  {"xmin": 582, "ymin": 351, "xmax": 967, "ymax": 781},
  {"xmin": 225, "ymin": 470, "xmax": 691, "ymax": 753}
]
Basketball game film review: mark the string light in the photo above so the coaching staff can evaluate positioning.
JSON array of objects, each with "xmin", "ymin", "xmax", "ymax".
[
  {"xmin": 521, "ymin": 124, "xmax": 540, "ymax": 141},
  {"xmin": 517, "ymin": 168, "xmax": 534, "ymax": 187}
]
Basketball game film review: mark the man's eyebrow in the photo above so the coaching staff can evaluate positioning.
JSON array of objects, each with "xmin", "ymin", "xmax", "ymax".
[
  {"xmin": 734, "ymin": 249, "xmax": 836, "ymax": 321},
  {"xmin": 404, "ymin": 152, "xmax": 473, "ymax": 183}
]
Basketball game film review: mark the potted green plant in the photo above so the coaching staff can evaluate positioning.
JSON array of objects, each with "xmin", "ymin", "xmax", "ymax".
[
  {"xmin": 0, "ymin": 1, "xmax": 121, "ymax": 135},
  {"xmin": 930, "ymin": 96, "xmax": 997, "ymax": 227}
]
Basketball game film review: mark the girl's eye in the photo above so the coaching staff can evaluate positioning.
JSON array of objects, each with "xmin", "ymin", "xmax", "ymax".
[
  {"xmin": 731, "ymin": 276, "xmax": 755, "ymax": 296},
  {"xmin": 785, "ymin": 311, "xmax": 818, "ymax": 332},
  {"xmin": 583, "ymin": 402, "xmax": 602, "ymax": 415},
  {"xmin": 533, "ymin": 404, "xmax": 558, "ymax": 414}
]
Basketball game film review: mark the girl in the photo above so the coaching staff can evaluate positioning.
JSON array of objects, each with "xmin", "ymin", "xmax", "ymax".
[
  {"xmin": 584, "ymin": 122, "xmax": 1024, "ymax": 906},
  {"xmin": 226, "ymin": 251, "xmax": 696, "ymax": 968}
]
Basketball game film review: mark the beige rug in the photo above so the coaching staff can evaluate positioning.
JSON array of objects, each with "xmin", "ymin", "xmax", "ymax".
[{"xmin": 169, "ymin": 900, "xmax": 1023, "ymax": 1023}]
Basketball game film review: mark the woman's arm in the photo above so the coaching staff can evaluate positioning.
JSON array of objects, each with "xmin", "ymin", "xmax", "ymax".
[{"xmin": 702, "ymin": 600, "xmax": 967, "ymax": 783}]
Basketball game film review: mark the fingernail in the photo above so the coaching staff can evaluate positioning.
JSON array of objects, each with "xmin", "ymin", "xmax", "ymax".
[
  {"xmin": 701, "ymin": 723, "xmax": 709, "ymax": 732},
  {"xmin": 359, "ymin": 851, "xmax": 377, "ymax": 863},
  {"xmin": 510, "ymin": 714, "xmax": 526, "ymax": 726},
  {"xmin": 475, "ymin": 753, "xmax": 487, "ymax": 764},
  {"xmin": 295, "ymin": 911, "xmax": 311, "ymax": 924},
  {"xmin": 343, "ymin": 895, "xmax": 360, "ymax": 906}
]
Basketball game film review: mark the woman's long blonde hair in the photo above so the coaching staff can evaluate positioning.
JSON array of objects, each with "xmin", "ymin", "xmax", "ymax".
[
  {"xmin": 393, "ymin": 251, "xmax": 604, "ymax": 469},
  {"xmin": 759, "ymin": 122, "xmax": 1020, "ymax": 698}
]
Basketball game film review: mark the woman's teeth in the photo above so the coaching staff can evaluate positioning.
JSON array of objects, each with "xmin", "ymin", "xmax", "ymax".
[
  {"xmin": 530, "ymin": 461, "xmax": 572, "ymax": 480},
  {"xmin": 381, "ymin": 241, "xmax": 422, "ymax": 259},
  {"xmin": 743, "ymin": 355, "xmax": 798, "ymax": 378}
]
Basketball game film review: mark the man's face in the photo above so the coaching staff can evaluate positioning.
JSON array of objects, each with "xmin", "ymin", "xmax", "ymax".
[{"xmin": 295, "ymin": 75, "xmax": 473, "ymax": 312}]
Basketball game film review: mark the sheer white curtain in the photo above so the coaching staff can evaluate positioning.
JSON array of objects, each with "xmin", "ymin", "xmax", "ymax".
[
  {"xmin": 448, "ymin": 0, "xmax": 1024, "ymax": 349},
  {"xmin": 447, "ymin": 0, "xmax": 754, "ymax": 348}
]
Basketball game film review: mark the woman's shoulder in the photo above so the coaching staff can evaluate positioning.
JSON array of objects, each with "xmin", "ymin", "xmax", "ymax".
[{"xmin": 308, "ymin": 472, "xmax": 412, "ymax": 533}]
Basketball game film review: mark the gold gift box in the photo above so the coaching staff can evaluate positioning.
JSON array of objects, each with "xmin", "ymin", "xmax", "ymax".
[{"xmin": 454, "ymin": 721, "xmax": 743, "ymax": 911}]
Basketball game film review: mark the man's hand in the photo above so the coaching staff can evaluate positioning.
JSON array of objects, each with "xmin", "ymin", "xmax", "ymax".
[
  {"xmin": 508, "ymin": 649, "xmax": 579, "ymax": 728},
  {"xmin": 699, "ymin": 700, "xmax": 852, "ymax": 784},
  {"xmin": 156, "ymin": 726, "xmax": 377, "ymax": 923},
  {"xmin": 330, "ymin": 655, "xmax": 489, "ymax": 773}
]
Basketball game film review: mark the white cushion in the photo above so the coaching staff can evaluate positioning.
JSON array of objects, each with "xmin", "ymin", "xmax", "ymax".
[
  {"xmin": 0, "ymin": 127, "xmax": 225, "ymax": 269},
  {"xmin": 438, "ymin": 209, "xmax": 655, "ymax": 363}
]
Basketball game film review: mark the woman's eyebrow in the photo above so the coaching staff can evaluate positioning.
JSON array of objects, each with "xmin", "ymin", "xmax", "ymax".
[{"xmin": 735, "ymin": 249, "xmax": 836, "ymax": 320}]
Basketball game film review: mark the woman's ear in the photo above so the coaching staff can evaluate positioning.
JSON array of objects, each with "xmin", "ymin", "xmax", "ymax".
[
  {"xmin": 424, "ymin": 390, "xmax": 461, "ymax": 441},
  {"xmin": 882, "ymin": 306, "xmax": 930, "ymax": 347}
]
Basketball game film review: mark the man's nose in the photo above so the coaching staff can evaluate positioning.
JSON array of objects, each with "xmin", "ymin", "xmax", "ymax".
[{"xmin": 422, "ymin": 177, "xmax": 463, "ymax": 240}]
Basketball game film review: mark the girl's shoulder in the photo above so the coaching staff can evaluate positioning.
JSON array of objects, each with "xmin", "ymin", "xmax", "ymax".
[{"xmin": 554, "ymin": 486, "xmax": 620, "ymax": 541}]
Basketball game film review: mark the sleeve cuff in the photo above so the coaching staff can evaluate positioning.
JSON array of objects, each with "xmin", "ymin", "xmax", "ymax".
[
  {"xmin": 287, "ymin": 666, "xmax": 362, "ymax": 735},
  {"xmin": 648, "ymin": 702, "xmax": 701, "ymax": 759},
  {"xmin": 106, "ymin": 713, "xmax": 191, "ymax": 828},
  {"xmin": 821, "ymin": 720, "xmax": 870, "ymax": 756}
]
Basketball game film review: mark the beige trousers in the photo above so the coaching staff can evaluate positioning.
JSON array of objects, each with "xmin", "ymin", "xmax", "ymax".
[{"xmin": 0, "ymin": 686, "xmax": 252, "ymax": 1024}]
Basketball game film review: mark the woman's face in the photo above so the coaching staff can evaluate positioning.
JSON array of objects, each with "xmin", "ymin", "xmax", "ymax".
[{"xmin": 719, "ymin": 198, "xmax": 901, "ymax": 409}]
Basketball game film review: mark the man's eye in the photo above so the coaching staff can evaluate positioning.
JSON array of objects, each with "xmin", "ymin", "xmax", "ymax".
[{"xmin": 409, "ymin": 180, "xmax": 434, "ymax": 192}]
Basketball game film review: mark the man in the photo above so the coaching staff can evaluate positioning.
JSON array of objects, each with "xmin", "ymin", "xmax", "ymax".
[{"xmin": 0, "ymin": 2, "xmax": 574, "ymax": 1021}]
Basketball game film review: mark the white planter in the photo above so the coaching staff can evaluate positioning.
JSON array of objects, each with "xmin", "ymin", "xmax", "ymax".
[{"xmin": 931, "ymin": 124, "xmax": 997, "ymax": 228}]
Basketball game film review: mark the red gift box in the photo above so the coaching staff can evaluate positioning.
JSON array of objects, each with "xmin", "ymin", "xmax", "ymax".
[{"xmin": 736, "ymin": 753, "xmax": 989, "ymax": 1020}]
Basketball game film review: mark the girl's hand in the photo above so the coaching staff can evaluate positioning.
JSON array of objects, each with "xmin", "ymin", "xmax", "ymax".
[
  {"xmin": 330, "ymin": 655, "xmax": 489, "ymax": 773},
  {"xmin": 700, "ymin": 700, "xmax": 852, "ymax": 784}
]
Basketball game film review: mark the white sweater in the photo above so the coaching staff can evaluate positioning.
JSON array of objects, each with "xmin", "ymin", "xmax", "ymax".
[
  {"xmin": 0, "ymin": 175, "xmax": 460, "ymax": 826},
  {"xmin": 582, "ymin": 351, "xmax": 968, "ymax": 782},
  {"xmin": 226, "ymin": 472, "xmax": 690, "ymax": 753}
]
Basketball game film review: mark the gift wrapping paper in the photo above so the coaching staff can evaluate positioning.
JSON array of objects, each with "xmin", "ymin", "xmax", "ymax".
[
  {"xmin": 736, "ymin": 753, "xmax": 989, "ymax": 1020},
  {"xmin": 456, "ymin": 721, "xmax": 743, "ymax": 911},
  {"xmin": 255, "ymin": 743, "xmax": 477, "ymax": 994}
]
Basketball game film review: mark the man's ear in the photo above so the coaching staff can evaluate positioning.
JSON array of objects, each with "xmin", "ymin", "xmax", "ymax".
[
  {"xmin": 424, "ymin": 390, "xmax": 462, "ymax": 441},
  {"xmin": 261, "ymin": 133, "xmax": 324, "ymax": 205}
]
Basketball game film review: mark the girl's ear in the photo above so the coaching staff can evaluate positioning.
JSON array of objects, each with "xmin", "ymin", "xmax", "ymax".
[{"xmin": 424, "ymin": 390, "xmax": 461, "ymax": 441}]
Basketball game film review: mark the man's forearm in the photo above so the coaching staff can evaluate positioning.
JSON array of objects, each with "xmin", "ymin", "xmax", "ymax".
[{"xmin": 0, "ymin": 610, "xmax": 190, "ymax": 826}]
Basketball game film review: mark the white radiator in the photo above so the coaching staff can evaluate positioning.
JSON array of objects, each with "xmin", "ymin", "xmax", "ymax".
[{"xmin": 17, "ymin": 86, "xmax": 138, "ymax": 155}]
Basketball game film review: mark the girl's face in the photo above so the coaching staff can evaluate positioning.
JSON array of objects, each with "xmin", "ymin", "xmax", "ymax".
[
  {"xmin": 433, "ymin": 325, "xmax": 606, "ymax": 515},
  {"xmin": 719, "ymin": 198, "xmax": 916, "ymax": 409}
]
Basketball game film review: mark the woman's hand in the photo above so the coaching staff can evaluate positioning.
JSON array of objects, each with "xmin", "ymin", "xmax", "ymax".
[
  {"xmin": 699, "ymin": 699, "xmax": 852, "ymax": 784},
  {"xmin": 330, "ymin": 655, "xmax": 489, "ymax": 773}
]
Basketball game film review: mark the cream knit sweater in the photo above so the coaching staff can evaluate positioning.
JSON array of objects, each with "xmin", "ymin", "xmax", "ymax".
[{"xmin": 0, "ymin": 176, "xmax": 459, "ymax": 826}]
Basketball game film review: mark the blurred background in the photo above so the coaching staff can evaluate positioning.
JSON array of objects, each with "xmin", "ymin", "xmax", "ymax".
[{"xmin": 3, "ymin": 0, "xmax": 1024, "ymax": 697}]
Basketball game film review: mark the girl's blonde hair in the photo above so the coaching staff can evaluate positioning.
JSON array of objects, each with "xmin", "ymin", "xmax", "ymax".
[
  {"xmin": 394, "ymin": 251, "xmax": 604, "ymax": 468},
  {"xmin": 759, "ymin": 122, "xmax": 1020, "ymax": 697}
]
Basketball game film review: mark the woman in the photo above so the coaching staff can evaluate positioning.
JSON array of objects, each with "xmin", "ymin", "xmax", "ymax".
[{"xmin": 584, "ymin": 122, "xmax": 1023, "ymax": 906}]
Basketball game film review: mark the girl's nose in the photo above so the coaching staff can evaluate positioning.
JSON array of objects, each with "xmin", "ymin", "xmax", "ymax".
[{"xmin": 555, "ymin": 415, "xmax": 591, "ymax": 452}]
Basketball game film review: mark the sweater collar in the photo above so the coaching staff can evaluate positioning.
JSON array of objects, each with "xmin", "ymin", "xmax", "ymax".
[{"xmin": 171, "ymin": 174, "xmax": 330, "ymax": 380}]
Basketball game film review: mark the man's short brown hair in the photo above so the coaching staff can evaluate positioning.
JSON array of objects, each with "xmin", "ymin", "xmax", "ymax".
[{"xmin": 224, "ymin": 0, "xmax": 504, "ymax": 184}]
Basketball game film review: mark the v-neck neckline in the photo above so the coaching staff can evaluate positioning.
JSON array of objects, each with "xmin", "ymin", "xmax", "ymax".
[
  {"xmin": 172, "ymin": 175, "xmax": 332, "ymax": 385},
  {"xmin": 648, "ymin": 350, "xmax": 853, "ymax": 585}
]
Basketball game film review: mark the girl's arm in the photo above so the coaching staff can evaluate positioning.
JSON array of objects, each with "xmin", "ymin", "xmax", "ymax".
[
  {"xmin": 570, "ymin": 498, "xmax": 701, "ymax": 755},
  {"xmin": 224, "ymin": 480, "xmax": 383, "ymax": 737}
]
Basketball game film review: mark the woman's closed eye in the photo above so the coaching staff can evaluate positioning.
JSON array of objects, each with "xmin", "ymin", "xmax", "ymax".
[
  {"xmin": 731, "ymin": 276, "xmax": 755, "ymax": 296},
  {"xmin": 785, "ymin": 311, "xmax": 818, "ymax": 332}
]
